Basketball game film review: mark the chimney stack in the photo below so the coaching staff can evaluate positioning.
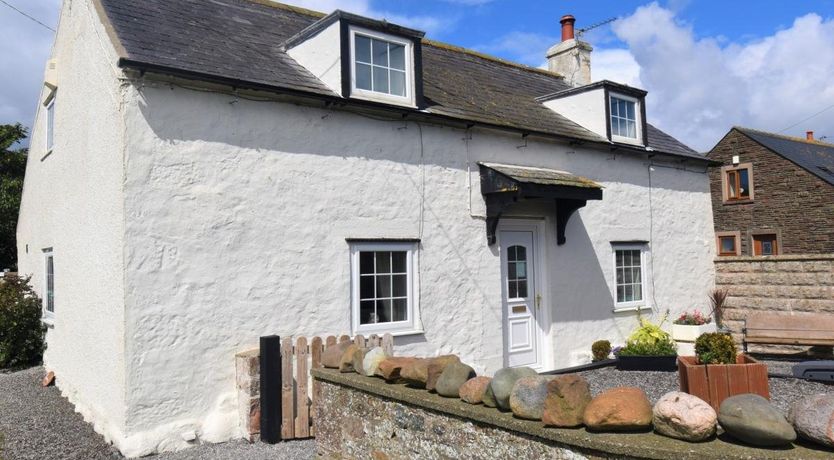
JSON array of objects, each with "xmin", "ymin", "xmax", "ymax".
[
  {"xmin": 547, "ymin": 14, "xmax": 593, "ymax": 87},
  {"xmin": 807, "ymin": 131, "xmax": 814, "ymax": 141}
]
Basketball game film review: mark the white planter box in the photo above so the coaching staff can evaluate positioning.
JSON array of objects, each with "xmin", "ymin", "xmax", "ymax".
[{"xmin": 672, "ymin": 323, "xmax": 717, "ymax": 342}]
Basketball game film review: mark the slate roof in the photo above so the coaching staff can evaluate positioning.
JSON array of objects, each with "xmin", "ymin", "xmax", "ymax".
[
  {"xmin": 737, "ymin": 127, "xmax": 834, "ymax": 186},
  {"xmin": 95, "ymin": 0, "xmax": 702, "ymax": 160},
  {"xmin": 479, "ymin": 162, "xmax": 602, "ymax": 189}
]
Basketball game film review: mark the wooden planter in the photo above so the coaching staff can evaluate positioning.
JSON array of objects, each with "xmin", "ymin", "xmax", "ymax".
[{"xmin": 678, "ymin": 355, "xmax": 769, "ymax": 411}]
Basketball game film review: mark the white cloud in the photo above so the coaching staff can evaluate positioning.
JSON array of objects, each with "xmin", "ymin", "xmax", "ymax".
[
  {"xmin": 607, "ymin": 2, "xmax": 834, "ymax": 151},
  {"xmin": 0, "ymin": 0, "xmax": 61, "ymax": 131},
  {"xmin": 280, "ymin": 0, "xmax": 455, "ymax": 36},
  {"xmin": 592, "ymin": 48, "xmax": 642, "ymax": 88},
  {"xmin": 476, "ymin": 31, "xmax": 557, "ymax": 67}
]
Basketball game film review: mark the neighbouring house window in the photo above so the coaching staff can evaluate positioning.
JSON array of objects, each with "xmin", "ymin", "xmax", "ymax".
[
  {"xmin": 722, "ymin": 163, "xmax": 754, "ymax": 202},
  {"xmin": 44, "ymin": 249, "xmax": 54, "ymax": 316},
  {"xmin": 753, "ymin": 233, "xmax": 779, "ymax": 256},
  {"xmin": 46, "ymin": 96, "xmax": 55, "ymax": 153},
  {"xmin": 716, "ymin": 231, "xmax": 741, "ymax": 256},
  {"xmin": 350, "ymin": 27, "xmax": 413, "ymax": 105},
  {"xmin": 350, "ymin": 241, "xmax": 419, "ymax": 334},
  {"xmin": 506, "ymin": 245, "xmax": 528, "ymax": 299},
  {"xmin": 610, "ymin": 94, "xmax": 638, "ymax": 140},
  {"xmin": 613, "ymin": 244, "xmax": 646, "ymax": 308}
]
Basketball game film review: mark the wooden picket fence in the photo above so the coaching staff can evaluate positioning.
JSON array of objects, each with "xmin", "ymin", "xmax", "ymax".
[{"xmin": 261, "ymin": 333, "xmax": 394, "ymax": 442}]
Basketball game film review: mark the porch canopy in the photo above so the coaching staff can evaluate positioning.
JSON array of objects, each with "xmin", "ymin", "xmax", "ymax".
[{"xmin": 478, "ymin": 162, "xmax": 603, "ymax": 245}]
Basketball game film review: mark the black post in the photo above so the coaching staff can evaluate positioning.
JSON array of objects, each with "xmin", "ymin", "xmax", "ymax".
[{"xmin": 260, "ymin": 335, "xmax": 281, "ymax": 443}]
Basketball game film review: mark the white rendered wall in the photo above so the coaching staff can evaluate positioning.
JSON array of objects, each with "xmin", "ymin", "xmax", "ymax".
[
  {"xmin": 15, "ymin": 0, "xmax": 128, "ymax": 447},
  {"xmin": 287, "ymin": 21, "xmax": 342, "ymax": 96},
  {"xmin": 543, "ymin": 88, "xmax": 607, "ymax": 139},
  {"xmin": 116, "ymin": 79, "xmax": 715, "ymax": 454}
]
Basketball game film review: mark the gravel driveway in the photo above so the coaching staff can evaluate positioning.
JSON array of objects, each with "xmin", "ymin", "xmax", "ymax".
[{"xmin": 0, "ymin": 367, "xmax": 314, "ymax": 460}]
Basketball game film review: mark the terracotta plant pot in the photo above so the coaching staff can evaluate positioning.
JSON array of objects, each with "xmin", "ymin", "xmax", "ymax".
[{"xmin": 677, "ymin": 354, "xmax": 770, "ymax": 411}]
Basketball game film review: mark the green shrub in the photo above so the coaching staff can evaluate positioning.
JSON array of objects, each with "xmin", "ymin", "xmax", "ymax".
[
  {"xmin": 694, "ymin": 332, "xmax": 737, "ymax": 365},
  {"xmin": 618, "ymin": 312, "xmax": 677, "ymax": 357},
  {"xmin": 591, "ymin": 340, "xmax": 611, "ymax": 361},
  {"xmin": 0, "ymin": 275, "xmax": 45, "ymax": 368}
]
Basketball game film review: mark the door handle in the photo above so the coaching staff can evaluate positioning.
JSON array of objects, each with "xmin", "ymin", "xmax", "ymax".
[{"xmin": 535, "ymin": 294, "xmax": 542, "ymax": 309}]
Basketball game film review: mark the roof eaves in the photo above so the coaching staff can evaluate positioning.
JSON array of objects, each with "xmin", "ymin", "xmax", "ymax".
[{"xmin": 537, "ymin": 80, "xmax": 648, "ymax": 102}]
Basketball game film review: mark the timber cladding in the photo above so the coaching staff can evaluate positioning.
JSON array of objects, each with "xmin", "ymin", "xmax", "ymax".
[
  {"xmin": 715, "ymin": 255, "xmax": 834, "ymax": 350},
  {"xmin": 707, "ymin": 129, "xmax": 834, "ymax": 256}
]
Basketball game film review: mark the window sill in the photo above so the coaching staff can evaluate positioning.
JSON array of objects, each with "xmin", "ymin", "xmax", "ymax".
[
  {"xmin": 354, "ymin": 328, "xmax": 424, "ymax": 338},
  {"xmin": 40, "ymin": 150, "xmax": 53, "ymax": 162},
  {"xmin": 41, "ymin": 316, "xmax": 55, "ymax": 328},
  {"xmin": 613, "ymin": 305, "xmax": 652, "ymax": 313},
  {"xmin": 722, "ymin": 199, "xmax": 754, "ymax": 205}
]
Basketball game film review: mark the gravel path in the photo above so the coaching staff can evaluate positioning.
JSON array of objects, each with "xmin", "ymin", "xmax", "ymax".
[
  {"xmin": 0, "ymin": 367, "xmax": 313, "ymax": 460},
  {"xmin": 577, "ymin": 359, "xmax": 834, "ymax": 414}
]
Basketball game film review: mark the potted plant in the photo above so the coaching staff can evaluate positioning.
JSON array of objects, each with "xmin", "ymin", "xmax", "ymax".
[
  {"xmin": 616, "ymin": 313, "xmax": 678, "ymax": 371},
  {"xmin": 671, "ymin": 309, "xmax": 717, "ymax": 355},
  {"xmin": 678, "ymin": 332, "xmax": 769, "ymax": 411},
  {"xmin": 591, "ymin": 340, "xmax": 611, "ymax": 362},
  {"xmin": 708, "ymin": 288, "xmax": 729, "ymax": 332}
]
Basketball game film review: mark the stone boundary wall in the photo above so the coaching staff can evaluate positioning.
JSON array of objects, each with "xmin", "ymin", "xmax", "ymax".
[
  {"xmin": 235, "ymin": 348, "xmax": 260, "ymax": 442},
  {"xmin": 715, "ymin": 255, "xmax": 834, "ymax": 350},
  {"xmin": 312, "ymin": 369, "xmax": 829, "ymax": 460}
]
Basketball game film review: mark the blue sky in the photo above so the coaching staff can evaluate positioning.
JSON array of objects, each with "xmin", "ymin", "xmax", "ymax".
[{"xmin": 3, "ymin": 0, "xmax": 834, "ymax": 150}]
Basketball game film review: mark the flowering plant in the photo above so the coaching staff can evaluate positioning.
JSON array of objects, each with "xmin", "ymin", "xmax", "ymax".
[{"xmin": 673, "ymin": 309, "xmax": 712, "ymax": 325}]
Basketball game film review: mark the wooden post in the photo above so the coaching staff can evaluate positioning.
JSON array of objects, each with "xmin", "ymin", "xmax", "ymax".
[
  {"xmin": 310, "ymin": 336, "xmax": 323, "ymax": 437},
  {"xmin": 294, "ymin": 337, "xmax": 310, "ymax": 438},
  {"xmin": 259, "ymin": 335, "xmax": 281, "ymax": 444},
  {"xmin": 281, "ymin": 337, "xmax": 295, "ymax": 440},
  {"xmin": 382, "ymin": 333, "xmax": 394, "ymax": 356}
]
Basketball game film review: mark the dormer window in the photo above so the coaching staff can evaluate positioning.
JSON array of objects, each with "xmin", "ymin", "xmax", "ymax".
[
  {"xmin": 349, "ymin": 27, "xmax": 414, "ymax": 106},
  {"xmin": 610, "ymin": 94, "xmax": 639, "ymax": 141}
]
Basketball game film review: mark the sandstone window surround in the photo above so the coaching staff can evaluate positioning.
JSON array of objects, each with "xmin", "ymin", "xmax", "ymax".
[
  {"xmin": 349, "ymin": 240, "xmax": 421, "ymax": 336},
  {"xmin": 721, "ymin": 163, "xmax": 754, "ymax": 203},
  {"xmin": 716, "ymin": 231, "xmax": 741, "ymax": 257},
  {"xmin": 751, "ymin": 230, "xmax": 781, "ymax": 256}
]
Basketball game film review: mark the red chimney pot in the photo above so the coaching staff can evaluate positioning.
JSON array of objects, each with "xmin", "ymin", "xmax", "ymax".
[
  {"xmin": 560, "ymin": 15, "xmax": 576, "ymax": 42},
  {"xmin": 807, "ymin": 131, "xmax": 814, "ymax": 141}
]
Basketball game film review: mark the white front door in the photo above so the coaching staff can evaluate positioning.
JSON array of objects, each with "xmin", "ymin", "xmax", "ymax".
[{"xmin": 500, "ymin": 226, "xmax": 544, "ymax": 369}]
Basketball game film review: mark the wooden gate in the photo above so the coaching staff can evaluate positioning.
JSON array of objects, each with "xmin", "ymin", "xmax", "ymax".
[{"xmin": 260, "ymin": 333, "xmax": 394, "ymax": 442}]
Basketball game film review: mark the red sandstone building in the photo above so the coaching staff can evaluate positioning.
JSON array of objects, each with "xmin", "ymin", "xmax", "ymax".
[{"xmin": 707, "ymin": 127, "xmax": 834, "ymax": 257}]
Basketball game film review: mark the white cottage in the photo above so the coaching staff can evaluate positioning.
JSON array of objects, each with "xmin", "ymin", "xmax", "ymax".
[{"xmin": 17, "ymin": 0, "xmax": 715, "ymax": 456}]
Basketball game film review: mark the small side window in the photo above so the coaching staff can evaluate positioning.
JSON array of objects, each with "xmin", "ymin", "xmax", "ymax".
[
  {"xmin": 722, "ymin": 163, "xmax": 753, "ymax": 203},
  {"xmin": 715, "ymin": 231, "xmax": 740, "ymax": 256},
  {"xmin": 44, "ymin": 249, "xmax": 55, "ymax": 317},
  {"xmin": 46, "ymin": 96, "xmax": 55, "ymax": 154},
  {"xmin": 752, "ymin": 233, "xmax": 779, "ymax": 256},
  {"xmin": 612, "ymin": 243, "xmax": 648, "ymax": 310}
]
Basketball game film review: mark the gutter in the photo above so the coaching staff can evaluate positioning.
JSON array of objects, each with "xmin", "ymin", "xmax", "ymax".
[{"xmin": 117, "ymin": 58, "xmax": 711, "ymax": 165}]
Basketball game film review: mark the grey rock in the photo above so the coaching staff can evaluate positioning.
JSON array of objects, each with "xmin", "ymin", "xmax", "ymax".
[
  {"xmin": 489, "ymin": 367, "xmax": 537, "ymax": 411},
  {"xmin": 435, "ymin": 362, "xmax": 476, "ymax": 397},
  {"xmin": 788, "ymin": 394, "xmax": 834, "ymax": 448},
  {"xmin": 509, "ymin": 375, "xmax": 554, "ymax": 420},
  {"xmin": 718, "ymin": 394, "xmax": 796, "ymax": 447},
  {"xmin": 482, "ymin": 383, "xmax": 497, "ymax": 408}
]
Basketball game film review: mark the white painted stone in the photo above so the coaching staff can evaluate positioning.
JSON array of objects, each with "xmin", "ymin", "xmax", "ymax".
[{"xmin": 17, "ymin": 1, "xmax": 716, "ymax": 456}]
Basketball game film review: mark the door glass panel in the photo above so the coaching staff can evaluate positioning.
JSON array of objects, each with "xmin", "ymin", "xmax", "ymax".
[{"xmin": 507, "ymin": 245, "xmax": 528, "ymax": 298}]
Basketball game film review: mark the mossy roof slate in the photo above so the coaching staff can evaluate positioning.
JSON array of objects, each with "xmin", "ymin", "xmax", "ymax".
[{"xmin": 96, "ymin": 0, "xmax": 702, "ymax": 160}]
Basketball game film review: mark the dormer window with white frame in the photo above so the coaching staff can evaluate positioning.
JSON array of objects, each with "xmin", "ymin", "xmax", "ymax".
[
  {"xmin": 349, "ymin": 27, "xmax": 415, "ymax": 106},
  {"xmin": 609, "ymin": 93, "xmax": 640, "ymax": 143}
]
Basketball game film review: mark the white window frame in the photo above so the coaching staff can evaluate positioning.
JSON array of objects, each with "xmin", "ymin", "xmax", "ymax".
[
  {"xmin": 350, "ymin": 241, "xmax": 420, "ymax": 335},
  {"xmin": 348, "ymin": 26, "xmax": 416, "ymax": 107},
  {"xmin": 611, "ymin": 243, "xmax": 650, "ymax": 312},
  {"xmin": 609, "ymin": 93, "xmax": 642, "ymax": 145},
  {"xmin": 43, "ymin": 248, "xmax": 55, "ymax": 322},
  {"xmin": 45, "ymin": 95, "xmax": 55, "ymax": 155}
]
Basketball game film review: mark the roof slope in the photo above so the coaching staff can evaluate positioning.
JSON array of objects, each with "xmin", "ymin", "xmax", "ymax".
[
  {"xmin": 737, "ymin": 127, "xmax": 834, "ymax": 186},
  {"xmin": 96, "ymin": 0, "xmax": 700, "ymax": 159}
]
